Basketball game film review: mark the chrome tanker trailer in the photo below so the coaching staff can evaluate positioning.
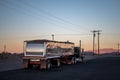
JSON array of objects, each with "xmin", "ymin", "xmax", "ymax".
[{"xmin": 23, "ymin": 39, "xmax": 81, "ymax": 69}]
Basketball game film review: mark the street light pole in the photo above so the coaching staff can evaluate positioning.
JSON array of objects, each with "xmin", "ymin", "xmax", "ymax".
[
  {"xmin": 4, "ymin": 44, "xmax": 6, "ymax": 54},
  {"xmin": 52, "ymin": 34, "xmax": 54, "ymax": 41}
]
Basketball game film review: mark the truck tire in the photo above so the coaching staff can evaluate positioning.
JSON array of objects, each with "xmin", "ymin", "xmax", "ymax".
[
  {"xmin": 74, "ymin": 57, "xmax": 77, "ymax": 64},
  {"xmin": 71, "ymin": 57, "xmax": 77, "ymax": 64},
  {"xmin": 57, "ymin": 59, "xmax": 60, "ymax": 67},
  {"xmin": 23, "ymin": 59, "xmax": 28, "ymax": 69},
  {"xmin": 46, "ymin": 60, "xmax": 51, "ymax": 69}
]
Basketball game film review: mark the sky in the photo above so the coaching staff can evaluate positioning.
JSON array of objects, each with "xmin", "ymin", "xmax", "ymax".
[{"xmin": 0, "ymin": 0, "xmax": 120, "ymax": 53}]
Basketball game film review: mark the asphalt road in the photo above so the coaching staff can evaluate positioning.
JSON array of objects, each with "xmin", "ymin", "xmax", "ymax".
[{"xmin": 0, "ymin": 56, "xmax": 120, "ymax": 80}]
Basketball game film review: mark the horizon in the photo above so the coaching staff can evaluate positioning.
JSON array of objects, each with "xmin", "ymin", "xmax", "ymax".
[
  {"xmin": 0, "ymin": 0, "xmax": 120, "ymax": 53},
  {"xmin": 0, "ymin": 48, "xmax": 118, "ymax": 54}
]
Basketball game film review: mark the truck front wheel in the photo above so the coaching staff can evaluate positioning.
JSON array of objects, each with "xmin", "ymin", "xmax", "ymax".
[{"xmin": 23, "ymin": 59, "xmax": 28, "ymax": 69}]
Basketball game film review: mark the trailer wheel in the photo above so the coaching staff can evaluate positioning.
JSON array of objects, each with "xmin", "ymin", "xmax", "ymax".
[
  {"xmin": 71, "ymin": 57, "xmax": 77, "ymax": 64},
  {"xmin": 46, "ymin": 60, "xmax": 51, "ymax": 69},
  {"xmin": 57, "ymin": 59, "xmax": 60, "ymax": 67},
  {"xmin": 74, "ymin": 57, "xmax": 77, "ymax": 64}
]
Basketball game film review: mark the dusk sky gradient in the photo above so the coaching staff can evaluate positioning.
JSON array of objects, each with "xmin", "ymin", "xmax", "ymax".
[{"xmin": 0, "ymin": 0, "xmax": 120, "ymax": 53}]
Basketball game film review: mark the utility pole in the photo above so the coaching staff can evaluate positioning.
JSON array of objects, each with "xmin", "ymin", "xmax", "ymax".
[
  {"xmin": 4, "ymin": 44, "xmax": 6, "ymax": 54},
  {"xmin": 118, "ymin": 43, "xmax": 120, "ymax": 55},
  {"xmin": 91, "ymin": 30, "xmax": 102, "ymax": 55},
  {"xmin": 91, "ymin": 30, "xmax": 97, "ymax": 55},
  {"xmin": 79, "ymin": 40, "xmax": 81, "ymax": 54},
  {"xmin": 52, "ymin": 34, "xmax": 54, "ymax": 41},
  {"xmin": 97, "ymin": 30, "xmax": 102, "ymax": 55}
]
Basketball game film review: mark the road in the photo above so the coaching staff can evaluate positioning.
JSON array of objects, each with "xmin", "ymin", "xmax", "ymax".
[{"xmin": 0, "ymin": 56, "xmax": 120, "ymax": 80}]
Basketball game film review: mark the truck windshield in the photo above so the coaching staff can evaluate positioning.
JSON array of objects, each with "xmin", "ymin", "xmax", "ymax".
[{"xmin": 26, "ymin": 43, "xmax": 44, "ymax": 56}]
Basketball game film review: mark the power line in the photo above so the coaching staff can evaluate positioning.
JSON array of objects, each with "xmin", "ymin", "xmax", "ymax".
[
  {"xmin": 0, "ymin": 0, "xmax": 80, "ymax": 32},
  {"xmin": 52, "ymin": 34, "xmax": 90, "ymax": 36},
  {"xmin": 0, "ymin": 33, "xmax": 91, "ymax": 40},
  {"xmin": 16, "ymin": 0, "xmax": 85, "ymax": 32},
  {"xmin": 18, "ymin": 0, "xmax": 84, "ymax": 28}
]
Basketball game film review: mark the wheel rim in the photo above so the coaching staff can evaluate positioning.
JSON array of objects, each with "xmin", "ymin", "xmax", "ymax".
[
  {"xmin": 47, "ymin": 61, "xmax": 51, "ymax": 69},
  {"xmin": 72, "ymin": 57, "xmax": 75, "ymax": 64},
  {"xmin": 57, "ymin": 60, "xmax": 60, "ymax": 67},
  {"xmin": 74, "ymin": 58, "xmax": 77, "ymax": 64},
  {"xmin": 47, "ymin": 63, "xmax": 50, "ymax": 69}
]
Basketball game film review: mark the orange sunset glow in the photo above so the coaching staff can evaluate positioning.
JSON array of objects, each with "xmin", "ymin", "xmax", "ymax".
[{"xmin": 0, "ymin": 0, "xmax": 120, "ymax": 53}]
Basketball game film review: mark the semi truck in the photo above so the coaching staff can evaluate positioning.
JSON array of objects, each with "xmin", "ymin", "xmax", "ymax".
[{"xmin": 23, "ymin": 39, "xmax": 82, "ymax": 69}]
